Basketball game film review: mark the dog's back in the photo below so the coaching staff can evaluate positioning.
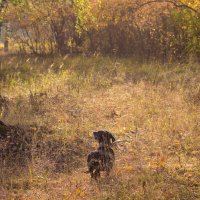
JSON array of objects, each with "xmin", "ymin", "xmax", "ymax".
[{"xmin": 87, "ymin": 147, "xmax": 115, "ymax": 179}]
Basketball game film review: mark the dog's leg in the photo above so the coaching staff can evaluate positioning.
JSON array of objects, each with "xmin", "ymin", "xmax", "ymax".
[
  {"xmin": 91, "ymin": 172, "xmax": 95, "ymax": 179},
  {"xmin": 94, "ymin": 170, "xmax": 100, "ymax": 181},
  {"xmin": 96, "ymin": 170, "xmax": 100, "ymax": 179}
]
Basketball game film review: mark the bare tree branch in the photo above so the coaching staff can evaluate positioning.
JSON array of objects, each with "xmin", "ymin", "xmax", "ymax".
[{"xmin": 134, "ymin": 0, "xmax": 199, "ymax": 15}]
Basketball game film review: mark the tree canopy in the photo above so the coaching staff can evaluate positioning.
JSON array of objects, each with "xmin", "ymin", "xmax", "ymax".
[{"xmin": 0, "ymin": 0, "xmax": 199, "ymax": 61}]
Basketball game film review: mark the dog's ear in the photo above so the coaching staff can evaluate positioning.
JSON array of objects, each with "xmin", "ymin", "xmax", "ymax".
[
  {"xmin": 93, "ymin": 131, "xmax": 98, "ymax": 139},
  {"xmin": 108, "ymin": 132, "xmax": 116, "ymax": 142}
]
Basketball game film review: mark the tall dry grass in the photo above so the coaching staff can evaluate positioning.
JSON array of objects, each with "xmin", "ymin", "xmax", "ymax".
[{"xmin": 0, "ymin": 55, "xmax": 199, "ymax": 199}]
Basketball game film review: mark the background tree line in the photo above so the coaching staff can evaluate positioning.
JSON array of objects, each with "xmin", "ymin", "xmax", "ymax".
[{"xmin": 0, "ymin": 0, "xmax": 200, "ymax": 62}]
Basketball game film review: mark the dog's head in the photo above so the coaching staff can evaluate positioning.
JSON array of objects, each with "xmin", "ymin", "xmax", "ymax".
[{"xmin": 93, "ymin": 131, "xmax": 116, "ymax": 147}]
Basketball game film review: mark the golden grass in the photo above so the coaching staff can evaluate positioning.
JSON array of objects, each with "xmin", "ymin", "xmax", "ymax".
[{"xmin": 0, "ymin": 55, "xmax": 200, "ymax": 199}]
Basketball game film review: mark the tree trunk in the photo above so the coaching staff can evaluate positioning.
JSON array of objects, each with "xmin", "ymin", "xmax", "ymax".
[
  {"xmin": 3, "ymin": 23, "xmax": 8, "ymax": 53},
  {"xmin": 4, "ymin": 39, "xmax": 8, "ymax": 52},
  {"xmin": 55, "ymin": 33, "xmax": 69, "ymax": 53}
]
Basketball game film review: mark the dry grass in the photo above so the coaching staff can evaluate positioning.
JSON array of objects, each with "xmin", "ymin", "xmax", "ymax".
[{"xmin": 0, "ymin": 55, "xmax": 200, "ymax": 199}]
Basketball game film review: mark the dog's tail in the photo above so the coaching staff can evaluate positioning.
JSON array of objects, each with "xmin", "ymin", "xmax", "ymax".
[{"xmin": 112, "ymin": 139, "xmax": 131, "ymax": 145}]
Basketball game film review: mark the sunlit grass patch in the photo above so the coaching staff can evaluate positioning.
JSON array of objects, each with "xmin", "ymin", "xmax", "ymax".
[{"xmin": 0, "ymin": 55, "xmax": 200, "ymax": 199}]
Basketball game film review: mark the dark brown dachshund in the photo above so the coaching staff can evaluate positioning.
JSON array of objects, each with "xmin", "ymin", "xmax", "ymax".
[{"xmin": 86, "ymin": 131, "xmax": 116, "ymax": 179}]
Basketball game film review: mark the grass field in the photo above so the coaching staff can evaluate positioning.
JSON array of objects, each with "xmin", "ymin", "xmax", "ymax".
[{"xmin": 0, "ymin": 55, "xmax": 200, "ymax": 199}]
